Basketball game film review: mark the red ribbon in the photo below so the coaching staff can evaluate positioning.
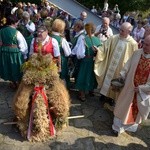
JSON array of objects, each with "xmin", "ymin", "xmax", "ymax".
[{"xmin": 27, "ymin": 86, "xmax": 55, "ymax": 140}]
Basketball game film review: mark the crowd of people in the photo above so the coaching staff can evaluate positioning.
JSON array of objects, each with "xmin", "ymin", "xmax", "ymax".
[
  {"xmin": 0, "ymin": 0, "xmax": 150, "ymax": 138},
  {"xmin": 91, "ymin": 0, "xmax": 150, "ymax": 32}
]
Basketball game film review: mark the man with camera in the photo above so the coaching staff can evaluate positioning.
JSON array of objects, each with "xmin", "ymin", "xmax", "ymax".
[{"xmin": 95, "ymin": 17, "xmax": 113, "ymax": 42}]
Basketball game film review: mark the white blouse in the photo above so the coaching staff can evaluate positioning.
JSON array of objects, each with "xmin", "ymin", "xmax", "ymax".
[
  {"xmin": 71, "ymin": 30, "xmax": 86, "ymax": 59},
  {"xmin": 51, "ymin": 31, "xmax": 71, "ymax": 57},
  {"xmin": 17, "ymin": 31, "xmax": 28, "ymax": 59}
]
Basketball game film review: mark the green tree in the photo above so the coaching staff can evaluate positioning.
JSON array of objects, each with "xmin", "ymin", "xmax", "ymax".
[
  {"xmin": 77, "ymin": 0, "xmax": 150, "ymax": 16},
  {"xmin": 10, "ymin": 0, "xmax": 41, "ymax": 5}
]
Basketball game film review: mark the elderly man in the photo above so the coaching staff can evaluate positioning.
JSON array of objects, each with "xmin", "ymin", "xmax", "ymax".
[
  {"xmin": 94, "ymin": 22, "xmax": 138, "ymax": 106},
  {"xmin": 95, "ymin": 17, "xmax": 113, "ymax": 42},
  {"xmin": 71, "ymin": 11, "xmax": 87, "ymax": 32},
  {"xmin": 17, "ymin": 11, "xmax": 35, "ymax": 59},
  {"xmin": 112, "ymin": 35, "xmax": 150, "ymax": 136},
  {"xmin": 77, "ymin": 11, "xmax": 87, "ymax": 24}
]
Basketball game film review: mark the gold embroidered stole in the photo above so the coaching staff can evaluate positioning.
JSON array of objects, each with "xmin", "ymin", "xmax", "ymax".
[{"xmin": 101, "ymin": 39, "xmax": 126, "ymax": 95}]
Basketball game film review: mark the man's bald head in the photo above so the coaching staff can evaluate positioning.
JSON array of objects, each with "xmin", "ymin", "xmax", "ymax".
[
  {"xmin": 80, "ymin": 11, "xmax": 87, "ymax": 20},
  {"xmin": 121, "ymin": 22, "xmax": 133, "ymax": 32},
  {"xmin": 119, "ymin": 22, "xmax": 133, "ymax": 38},
  {"xmin": 102, "ymin": 17, "xmax": 110, "ymax": 28},
  {"xmin": 103, "ymin": 17, "xmax": 110, "ymax": 24}
]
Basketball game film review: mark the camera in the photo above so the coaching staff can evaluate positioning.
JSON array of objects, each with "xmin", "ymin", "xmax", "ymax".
[{"xmin": 102, "ymin": 29, "xmax": 107, "ymax": 36}]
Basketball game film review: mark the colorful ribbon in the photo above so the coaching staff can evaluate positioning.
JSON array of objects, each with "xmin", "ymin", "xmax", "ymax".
[{"xmin": 27, "ymin": 86, "xmax": 55, "ymax": 140}]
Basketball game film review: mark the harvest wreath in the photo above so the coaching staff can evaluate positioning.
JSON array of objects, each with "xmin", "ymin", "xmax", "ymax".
[{"xmin": 13, "ymin": 53, "xmax": 70, "ymax": 142}]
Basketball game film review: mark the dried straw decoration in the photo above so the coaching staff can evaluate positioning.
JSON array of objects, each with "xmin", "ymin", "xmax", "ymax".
[{"xmin": 13, "ymin": 53, "xmax": 70, "ymax": 142}]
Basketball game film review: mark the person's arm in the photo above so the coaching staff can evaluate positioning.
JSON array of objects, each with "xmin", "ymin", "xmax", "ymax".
[
  {"xmin": 61, "ymin": 38, "xmax": 71, "ymax": 57},
  {"xmin": 75, "ymin": 35, "xmax": 86, "ymax": 59},
  {"xmin": 71, "ymin": 34, "xmax": 85, "ymax": 56},
  {"xmin": 108, "ymin": 27, "xmax": 113, "ymax": 37},
  {"xmin": 16, "ymin": 31, "xmax": 28, "ymax": 59},
  {"xmin": 94, "ymin": 35, "xmax": 113, "ymax": 62},
  {"xmin": 52, "ymin": 38, "xmax": 60, "ymax": 57},
  {"xmin": 26, "ymin": 21, "xmax": 36, "ymax": 33},
  {"xmin": 52, "ymin": 38, "xmax": 61, "ymax": 72},
  {"xmin": 138, "ymin": 80, "xmax": 150, "ymax": 101}
]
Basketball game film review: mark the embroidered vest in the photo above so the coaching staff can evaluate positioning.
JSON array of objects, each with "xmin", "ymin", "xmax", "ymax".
[{"xmin": 33, "ymin": 37, "xmax": 54, "ymax": 57}]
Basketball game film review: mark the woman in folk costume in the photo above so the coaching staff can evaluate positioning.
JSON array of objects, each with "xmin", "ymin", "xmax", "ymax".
[
  {"xmin": 17, "ymin": 11, "xmax": 36, "ymax": 59},
  {"xmin": 112, "ymin": 35, "xmax": 150, "ymax": 136},
  {"xmin": 0, "ymin": 15, "xmax": 28, "ymax": 88},
  {"xmin": 75, "ymin": 22, "xmax": 102, "ymax": 101},
  {"xmin": 71, "ymin": 20, "xmax": 85, "ymax": 83},
  {"xmin": 51, "ymin": 19, "xmax": 71, "ymax": 88},
  {"xmin": 13, "ymin": 27, "xmax": 70, "ymax": 142},
  {"xmin": 29, "ymin": 25, "xmax": 61, "ymax": 72}
]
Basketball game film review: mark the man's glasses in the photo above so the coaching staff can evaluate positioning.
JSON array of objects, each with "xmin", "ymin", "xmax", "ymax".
[{"xmin": 37, "ymin": 30, "xmax": 46, "ymax": 33}]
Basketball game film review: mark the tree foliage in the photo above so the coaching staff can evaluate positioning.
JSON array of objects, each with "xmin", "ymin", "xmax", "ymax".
[
  {"xmin": 10, "ymin": 0, "xmax": 41, "ymax": 5},
  {"xmin": 76, "ymin": 0, "xmax": 150, "ymax": 15}
]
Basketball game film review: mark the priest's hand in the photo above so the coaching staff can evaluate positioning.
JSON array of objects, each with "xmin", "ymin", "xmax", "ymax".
[{"xmin": 92, "ymin": 46, "xmax": 99, "ymax": 53}]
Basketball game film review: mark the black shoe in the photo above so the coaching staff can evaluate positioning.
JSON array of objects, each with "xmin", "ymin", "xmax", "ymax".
[
  {"xmin": 111, "ymin": 130, "xmax": 119, "ymax": 137},
  {"xmin": 78, "ymin": 95, "xmax": 86, "ymax": 102},
  {"xmin": 89, "ymin": 91, "xmax": 94, "ymax": 97},
  {"xmin": 99, "ymin": 94, "xmax": 106, "ymax": 102},
  {"xmin": 108, "ymin": 99, "xmax": 116, "ymax": 107}
]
